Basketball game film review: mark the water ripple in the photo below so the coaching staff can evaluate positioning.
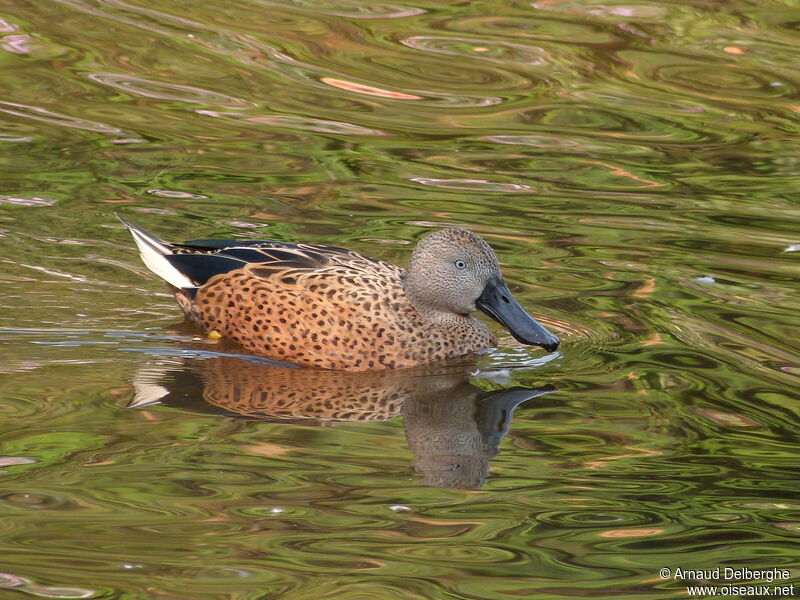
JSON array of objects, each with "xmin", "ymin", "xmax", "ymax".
[
  {"xmin": 410, "ymin": 178, "xmax": 531, "ymax": 192},
  {"xmin": 442, "ymin": 15, "xmax": 623, "ymax": 44},
  {"xmin": 401, "ymin": 36, "xmax": 550, "ymax": 66},
  {"xmin": 257, "ymin": 0, "xmax": 426, "ymax": 19},
  {"xmin": 0, "ymin": 101, "xmax": 126, "ymax": 135},
  {"xmin": 2, "ymin": 1, "xmax": 800, "ymax": 598},
  {"xmin": 197, "ymin": 111, "xmax": 389, "ymax": 136},
  {"xmin": 0, "ymin": 573, "xmax": 95, "ymax": 599},
  {"xmin": 232, "ymin": 39, "xmax": 504, "ymax": 108},
  {"xmin": 87, "ymin": 73, "xmax": 255, "ymax": 108},
  {"xmin": 619, "ymin": 50, "xmax": 798, "ymax": 105},
  {"xmin": 0, "ymin": 196, "xmax": 55, "ymax": 207}
]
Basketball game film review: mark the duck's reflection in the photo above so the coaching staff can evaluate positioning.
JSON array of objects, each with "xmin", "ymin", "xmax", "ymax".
[{"xmin": 129, "ymin": 355, "xmax": 555, "ymax": 489}]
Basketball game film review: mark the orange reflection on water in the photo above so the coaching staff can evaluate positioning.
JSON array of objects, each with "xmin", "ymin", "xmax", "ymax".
[
  {"xmin": 598, "ymin": 528, "xmax": 665, "ymax": 538},
  {"xmin": 321, "ymin": 77, "xmax": 422, "ymax": 99},
  {"xmin": 243, "ymin": 443, "xmax": 292, "ymax": 457},
  {"xmin": 698, "ymin": 409, "xmax": 759, "ymax": 427},
  {"xmin": 584, "ymin": 445, "xmax": 664, "ymax": 471},
  {"xmin": 633, "ymin": 276, "xmax": 657, "ymax": 298},
  {"xmin": 641, "ymin": 333, "xmax": 664, "ymax": 346},
  {"xmin": 723, "ymin": 46, "xmax": 746, "ymax": 55},
  {"xmin": 577, "ymin": 159, "xmax": 666, "ymax": 189}
]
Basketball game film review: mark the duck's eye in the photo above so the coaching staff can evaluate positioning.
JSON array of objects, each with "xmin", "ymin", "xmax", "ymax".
[{"xmin": 455, "ymin": 260, "xmax": 467, "ymax": 270}]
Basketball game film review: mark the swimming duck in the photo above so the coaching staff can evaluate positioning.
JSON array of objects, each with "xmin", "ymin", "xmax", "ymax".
[{"xmin": 119, "ymin": 216, "xmax": 559, "ymax": 371}]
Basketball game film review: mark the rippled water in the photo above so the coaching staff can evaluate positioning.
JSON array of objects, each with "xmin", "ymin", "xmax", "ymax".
[{"xmin": 1, "ymin": 0, "xmax": 799, "ymax": 598}]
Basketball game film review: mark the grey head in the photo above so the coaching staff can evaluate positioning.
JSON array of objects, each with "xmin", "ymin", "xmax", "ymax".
[{"xmin": 404, "ymin": 228, "xmax": 560, "ymax": 352}]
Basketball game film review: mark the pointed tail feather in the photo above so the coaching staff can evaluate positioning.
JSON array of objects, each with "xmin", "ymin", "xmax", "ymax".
[{"xmin": 117, "ymin": 213, "xmax": 196, "ymax": 289}]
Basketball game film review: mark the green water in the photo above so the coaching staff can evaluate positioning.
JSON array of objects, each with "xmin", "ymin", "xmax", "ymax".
[{"xmin": 1, "ymin": 0, "xmax": 799, "ymax": 598}]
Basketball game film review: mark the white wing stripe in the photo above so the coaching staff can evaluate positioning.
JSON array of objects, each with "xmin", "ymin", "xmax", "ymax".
[{"xmin": 119, "ymin": 216, "xmax": 196, "ymax": 289}]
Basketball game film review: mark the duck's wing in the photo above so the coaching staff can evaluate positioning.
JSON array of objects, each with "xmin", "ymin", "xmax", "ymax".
[
  {"xmin": 120, "ymin": 216, "xmax": 388, "ymax": 290},
  {"xmin": 168, "ymin": 242, "xmax": 349, "ymax": 287}
]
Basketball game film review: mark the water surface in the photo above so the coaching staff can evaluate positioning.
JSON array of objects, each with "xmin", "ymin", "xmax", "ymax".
[{"xmin": 0, "ymin": 0, "xmax": 799, "ymax": 598}]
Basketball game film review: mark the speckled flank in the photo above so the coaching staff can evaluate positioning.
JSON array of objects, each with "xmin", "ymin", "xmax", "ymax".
[{"xmin": 174, "ymin": 242, "xmax": 495, "ymax": 371}]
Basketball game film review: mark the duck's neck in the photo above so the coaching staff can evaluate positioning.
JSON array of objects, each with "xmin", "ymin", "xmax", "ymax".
[
  {"xmin": 413, "ymin": 304, "xmax": 468, "ymax": 326},
  {"xmin": 404, "ymin": 279, "xmax": 457, "ymax": 325},
  {"xmin": 403, "ymin": 271, "xmax": 494, "ymax": 344},
  {"xmin": 411, "ymin": 303, "xmax": 495, "ymax": 346}
]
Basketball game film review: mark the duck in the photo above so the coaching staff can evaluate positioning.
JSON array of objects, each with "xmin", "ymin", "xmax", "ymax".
[{"xmin": 119, "ymin": 215, "xmax": 559, "ymax": 371}]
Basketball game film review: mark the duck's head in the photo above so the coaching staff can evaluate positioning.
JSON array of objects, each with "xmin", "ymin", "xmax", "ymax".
[{"xmin": 405, "ymin": 228, "xmax": 560, "ymax": 353}]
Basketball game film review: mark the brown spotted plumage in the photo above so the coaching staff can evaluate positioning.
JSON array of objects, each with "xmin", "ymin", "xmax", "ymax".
[{"xmin": 119, "ymin": 215, "xmax": 559, "ymax": 371}]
